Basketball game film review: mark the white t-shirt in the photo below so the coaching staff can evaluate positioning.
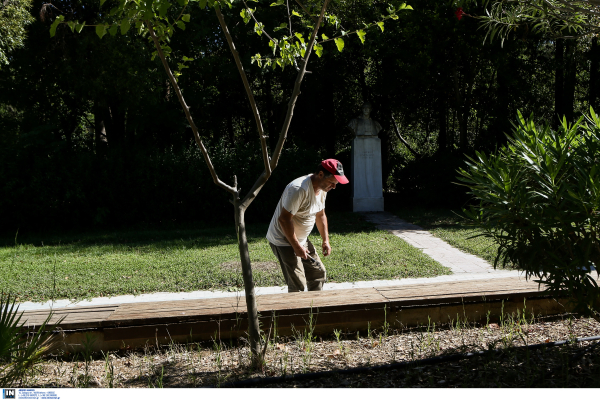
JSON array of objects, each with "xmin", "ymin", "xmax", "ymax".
[{"xmin": 266, "ymin": 174, "xmax": 327, "ymax": 247}]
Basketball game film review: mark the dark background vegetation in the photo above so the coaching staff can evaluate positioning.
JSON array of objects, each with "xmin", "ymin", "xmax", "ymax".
[{"xmin": 1, "ymin": 0, "xmax": 596, "ymax": 233}]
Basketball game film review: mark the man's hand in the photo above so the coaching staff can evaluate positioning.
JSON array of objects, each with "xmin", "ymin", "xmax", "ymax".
[
  {"xmin": 293, "ymin": 245, "xmax": 309, "ymax": 260},
  {"xmin": 322, "ymin": 241, "xmax": 331, "ymax": 257}
]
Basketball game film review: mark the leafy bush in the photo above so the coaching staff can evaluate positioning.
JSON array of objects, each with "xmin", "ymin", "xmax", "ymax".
[
  {"xmin": 0, "ymin": 294, "xmax": 63, "ymax": 386},
  {"xmin": 458, "ymin": 110, "xmax": 600, "ymax": 315},
  {"xmin": 0, "ymin": 130, "xmax": 322, "ymax": 231}
]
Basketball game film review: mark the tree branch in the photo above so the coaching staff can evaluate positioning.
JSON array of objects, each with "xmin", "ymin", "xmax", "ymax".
[
  {"xmin": 146, "ymin": 21, "xmax": 237, "ymax": 195},
  {"xmin": 270, "ymin": 0, "xmax": 331, "ymax": 171},
  {"xmin": 215, "ymin": 7, "xmax": 272, "ymax": 180},
  {"xmin": 294, "ymin": 0, "xmax": 319, "ymax": 23},
  {"xmin": 241, "ymin": 0, "xmax": 276, "ymax": 43},
  {"xmin": 391, "ymin": 114, "xmax": 420, "ymax": 158},
  {"xmin": 241, "ymin": 0, "xmax": 332, "ymax": 210},
  {"xmin": 286, "ymin": 0, "xmax": 293, "ymax": 37}
]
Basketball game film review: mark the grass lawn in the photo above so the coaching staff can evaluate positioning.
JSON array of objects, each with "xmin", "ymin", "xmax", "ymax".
[
  {"xmin": 0, "ymin": 212, "xmax": 450, "ymax": 303},
  {"xmin": 391, "ymin": 207, "xmax": 512, "ymax": 268}
]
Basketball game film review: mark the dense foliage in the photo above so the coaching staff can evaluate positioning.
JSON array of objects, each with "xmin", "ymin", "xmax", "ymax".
[
  {"xmin": 458, "ymin": 110, "xmax": 600, "ymax": 314},
  {"xmin": 0, "ymin": 0, "xmax": 34, "ymax": 67},
  {"xmin": 2, "ymin": 0, "xmax": 600, "ymax": 231}
]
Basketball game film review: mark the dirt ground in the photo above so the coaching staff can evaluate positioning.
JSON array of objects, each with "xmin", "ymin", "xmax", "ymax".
[{"xmin": 11, "ymin": 312, "xmax": 600, "ymax": 388}]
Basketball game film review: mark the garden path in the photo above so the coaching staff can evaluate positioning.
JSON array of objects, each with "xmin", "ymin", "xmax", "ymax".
[{"xmin": 361, "ymin": 212, "xmax": 505, "ymax": 274}]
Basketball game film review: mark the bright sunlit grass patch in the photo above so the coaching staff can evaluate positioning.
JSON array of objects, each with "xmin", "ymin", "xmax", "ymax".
[{"xmin": 0, "ymin": 212, "xmax": 450, "ymax": 303}]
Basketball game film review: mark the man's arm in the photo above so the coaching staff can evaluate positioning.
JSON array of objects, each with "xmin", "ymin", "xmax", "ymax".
[
  {"xmin": 315, "ymin": 209, "xmax": 331, "ymax": 256},
  {"xmin": 278, "ymin": 207, "xmax": 309, "ymax": 259}
]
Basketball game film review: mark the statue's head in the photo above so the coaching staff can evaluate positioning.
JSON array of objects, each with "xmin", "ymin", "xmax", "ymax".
[{"xmin": 361, "ymin": 102, "xmax": 372, "ymax": 117}]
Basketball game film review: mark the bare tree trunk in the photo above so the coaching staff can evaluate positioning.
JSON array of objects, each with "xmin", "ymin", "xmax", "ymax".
[
  {"xmin": 265, "ymin": 73, "xmax": 277, "ymax": 152},
  {"xmin": 391, "ymin": 114, "xmax": 419, "ymax": 158},
  {"xmin": 146, "ymin": 0, "xmax": 330, "ymax": 367},
  {"xmin": 233, "ymin": 196, "xmax": 261, "ymax": 362},
  {"xmin": 214, "ymin": 2, "xmax": 330, "ymax": 368}
]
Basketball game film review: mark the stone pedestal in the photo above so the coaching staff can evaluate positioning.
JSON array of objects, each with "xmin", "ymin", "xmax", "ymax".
[{"xmin": 351, "ymin": 137, "xmax": 384, "ymax": 212}]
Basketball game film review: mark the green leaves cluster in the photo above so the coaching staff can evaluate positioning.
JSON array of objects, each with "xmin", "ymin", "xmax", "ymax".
[
  {"xmin": 458, "ymin": 110, "xmax": 600, "ymax": 315},
  {"xmin": 0, "ymin": 0, "xmax": 35, "ymax": 67},
  {"xmin": 48, "ymin": 0, "xmax": 410, "ymax": 71},
  {"xmin": 50, "ymin": 0, "xmax": 202, "ymax": 59},
  {"xmin": 250, "ymin": 2, "xmax": 412, "ymax": 70},
  {"xmin": 479, "ymin": 0, "xmax": 597, "ymax": 43}
]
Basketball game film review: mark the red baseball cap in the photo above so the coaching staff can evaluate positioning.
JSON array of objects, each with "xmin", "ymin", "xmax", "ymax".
[{"xmin": 321, "ymin": 159, "xmax": 349, "ymax": 184}]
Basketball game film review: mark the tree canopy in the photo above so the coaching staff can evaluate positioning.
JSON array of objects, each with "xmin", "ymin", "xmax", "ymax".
[{"xmin": 0, "ymin": 0, "xmax": 35, "ymax": 67}]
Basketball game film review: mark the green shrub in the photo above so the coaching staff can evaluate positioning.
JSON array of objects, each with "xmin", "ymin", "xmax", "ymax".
[
  {"xmin": 0, "ymin": 130, "xmax": 322, "ymax": 231},
  {"xmin": 0, "ymin": 294, "xmax": 63, "ymax": 386},
  {"xmin": 458, "ymin": 110, "xmax": 600, "ymax": 314}
]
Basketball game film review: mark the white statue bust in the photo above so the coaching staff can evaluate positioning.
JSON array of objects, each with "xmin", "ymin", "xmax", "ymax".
[{"xmin": 348, "ymin": 102, "xmax": 382, "ymax": 138}]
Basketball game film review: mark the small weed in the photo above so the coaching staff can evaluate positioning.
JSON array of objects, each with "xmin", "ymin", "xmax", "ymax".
[{"xmin": 102, "ymin": 351, "xmax": 114, "ymax": 388}]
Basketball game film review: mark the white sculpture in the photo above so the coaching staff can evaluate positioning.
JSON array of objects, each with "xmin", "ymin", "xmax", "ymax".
[
  {"xmin": 348, "ymin": 102, "xmax": 384, "ymax": 212},
  {"xmin": 348, "ymin": 102, "xmax": 382, "ymax": 138}
]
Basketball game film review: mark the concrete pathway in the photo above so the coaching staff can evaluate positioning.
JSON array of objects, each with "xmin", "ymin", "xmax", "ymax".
[
  {"xmin": 17, "ymin": 212, "xmax": 523, "ymax": 311},
  {"xmin": 362, "ymin": 212, "xmax": 503, "ymax": 275}
]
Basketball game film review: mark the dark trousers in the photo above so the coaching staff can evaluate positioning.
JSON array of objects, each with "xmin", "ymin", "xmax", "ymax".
[{"xmin": 269, "ymin": 239, "xmax": 326, "ymax": 292}]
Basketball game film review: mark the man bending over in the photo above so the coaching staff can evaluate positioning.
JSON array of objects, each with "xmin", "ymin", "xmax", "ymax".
[{"xmin": 267, "ymin": 159, "xmax": 349, "ymax": 292}]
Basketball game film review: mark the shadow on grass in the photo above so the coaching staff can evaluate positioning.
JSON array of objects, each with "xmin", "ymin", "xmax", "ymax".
[
  {"xmin": 391, "ymin": 207, "xmax": 469, "ymax": 231},
  {"xmin": 0, "ymin": 212, "xmax": 379, "ymax": 252}
]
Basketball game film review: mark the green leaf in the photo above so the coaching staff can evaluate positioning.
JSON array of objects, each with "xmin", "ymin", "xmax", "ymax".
[
  {"xmin": 274, "ymin": 22, "xmax": 287, "ymax": 32},
  {"xmin": 240, "ymin": 9, "xmax": 251, "ymax": 24},
  {"xmin": 292, "ymin": 10, "xmax": 301, "ymax": 17},
  {"xmin": 357, "ymin": 29, "xmax": 366, "ymax": 44},
  {"xmin": 254, "ymin": 22, "xmax": 264, "ymax": 36},
  {"xmin": 377, "ymin": 21, "xmax": 384, "ymax": 32},
  {"xmin": 334, "ymin": 37, "xmax": 344, "ymax": 52},
  {"xmin": 321, "ymin": 33, "xmax": 329, "ymax": 40},
  {"xmin": 100, "ymin": 0, "xmax": 107, "ymax": 6},
  {"xmin": 109, "ymin": 24, "xmax": 119, "ymax": 36},
  {"xmin": 159, "ymin": 2, "xmax": 171, "ymax": 17},
  {"xmin": 314, "ymin": 42, "xmax": 323, "ymax": 57},
  {"xmin": 199, "ymin": 0, "xmax": 207, "ymax": 9},
  {"xmin": 295, "ymin": 32, "xmax": 304, "ymax": 43},
  {"xmin": 67, "ymin": 21, "xmax": 76, "ymax": 33},
  {"xmin": 120, "ymin": 19, "xmax": 131, "ymax": 35},
  {"xmin": 176, "ymin": 20, "xmax": 186, "ymax": 30},
  {"xmin": 182, "ymin": 14, "xmax": 191, "ymax": 22},
  {"xmin": 49, "ymin": 15, "xmax": 64, "ymax": 37},
  {"xmin": 270, "ymin": 0, "xmax": 284, "ymax": 6},
  {"xmin": 75, "ymin": 22, "xmax": 85, "ymax": 34},
  {"xmin": 177, "ymin": 0, "xmax": 189, "ymax": 6},
  {"xmin": 96, "ymin": 24, "xmax": 108, "ymax": 39}
]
